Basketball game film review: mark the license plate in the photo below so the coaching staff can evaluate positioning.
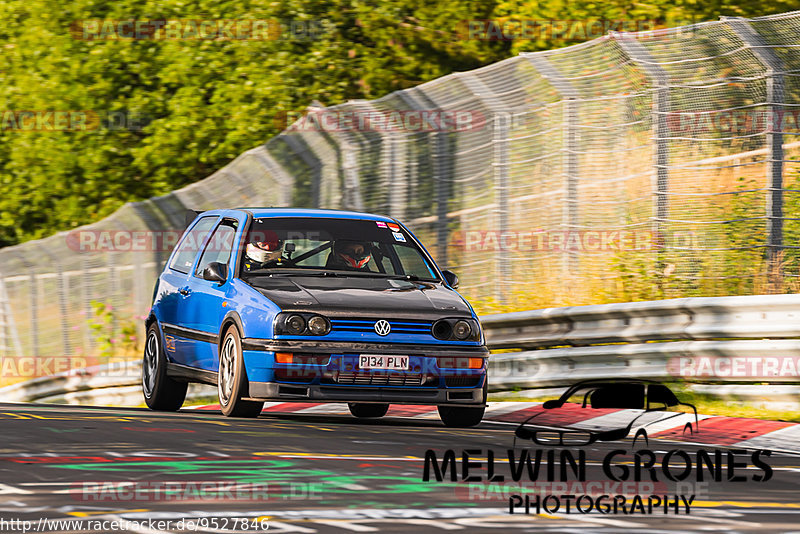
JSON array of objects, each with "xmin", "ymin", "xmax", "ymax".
[{"xmin": 358, "ymin": 354, "xmax": 409, "ymax": 370}]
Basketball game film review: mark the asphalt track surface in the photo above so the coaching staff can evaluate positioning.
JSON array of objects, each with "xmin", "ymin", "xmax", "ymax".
[{"xmin": 0, "ymin": 402, "xmax": 799, "ymax": 533}]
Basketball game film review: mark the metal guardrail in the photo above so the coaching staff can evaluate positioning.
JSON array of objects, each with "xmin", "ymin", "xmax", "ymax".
[
  {"xmin": 1, "ymin": 294, "xmax": 799, "ymax": 405},
  {"xmin": 484, "ymin": 294, "xmax": 800, "ymax": 391},
  {"xmin": 0, "ymin": 361, "xmax": 214, "ymax": 406}
]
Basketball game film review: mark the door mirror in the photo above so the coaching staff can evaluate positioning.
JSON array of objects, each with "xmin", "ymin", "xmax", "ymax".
[
  {"xmin": 442, "ymin": 270, "xmax": 459, "ymax": 289},
  {"xmin": 202, "ymin": 262, "xmax": 228, "ymax": 284},
  {"xmin": 542, "ymin": 399, "xmax": 561, "ymax": 409}
]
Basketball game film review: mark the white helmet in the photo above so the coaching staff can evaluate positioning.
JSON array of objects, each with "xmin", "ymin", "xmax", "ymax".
[{"xmin": 246, "ymin": 233, "xmax": 284, "ymax": 264}]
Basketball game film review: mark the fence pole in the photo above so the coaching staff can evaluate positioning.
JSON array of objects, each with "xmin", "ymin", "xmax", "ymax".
[
  {"xmin": 525, "ymin": 55, "xmax": 580, "ymax": 278},
  {"xmin": 0, "ymin": 277, "xmax": 22, "ymax": 357},
  {"xmin": 29, "ymin": 273, "xmax": 38, "ymax": 357},
  {"xmin": 248, "ymin": 146, "xmax": 296, "ymax": 207},
  {"xmin": 431, "ymin": 132, "xmax": 450, "ymax": 266},
  {"xmin": 81, "ymin": 256, "xmax": 92, "ymax": 355},
  {"xmin": 725, "ymin": 17, "xmax": 786, "ymax": 291},
  {"xmin": 56, "ymin": 267, "xmax": 71, "ymax": 356},
  {"xmin": 339, "ymin": 140, "xmax": 365, "ymax": 212},
  {"xmin": 493, "ymin": 113, "xmax": 511, "ymax": 302},
  {"xmin": 383, "ymin": 134, "xmax": 408, "ymax": 220},
  {"xmin": 614, "ymin": 35, "xmax": 670, "ymax": 290},
  {"xmin": 457, "ymin": 72, "xmax": 514, "ymax": 302},
  {"xmin": 282, "ymin": 135, "xmax": 322, "ymax": 208}
]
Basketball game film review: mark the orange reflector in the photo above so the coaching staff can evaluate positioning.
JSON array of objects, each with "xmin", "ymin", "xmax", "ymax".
[
  {"xmin": 275, "ymin": 352, "xmax": 294, "ymax": 364},
  {"xmin": 467, "ymin": 358, "xmax": 484, "ymax": 369},
  {"xmin": 437, "ymin": 357, "xmax": 485, "ymax": 369}
]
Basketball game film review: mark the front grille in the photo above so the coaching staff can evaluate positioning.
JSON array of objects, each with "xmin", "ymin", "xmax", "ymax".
[
  {"xmin": 328, "ymin": 371, "xmax": 425, "ymax": 386},
  {"xmin": 275, "ymin": 369, "xmax": 318, "ymax": 383},
  {"xmin": 330, "ymin": 318, "xmax": 432, "ymax": 335},
  {"xmin": 445, "ymin": 376, "xmax": 481, "ymax": 388}
]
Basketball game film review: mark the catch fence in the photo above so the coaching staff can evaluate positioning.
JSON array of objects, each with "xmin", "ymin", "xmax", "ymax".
[{"xmin": 3, "ymin": 12, "xmax": 800, "ymax": 359}]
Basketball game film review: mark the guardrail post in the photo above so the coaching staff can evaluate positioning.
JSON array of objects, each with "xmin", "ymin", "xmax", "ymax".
[
  {"xmin": 725, "ymin": 17, "xmax": 786, "ymax": 291},
  {"xmin": 526, "ymin": 55, "xmax": 580, "ymax": 277},
  {"xmin": 614, "ymin": 35, "xmax": 670, "ymax": 290}
]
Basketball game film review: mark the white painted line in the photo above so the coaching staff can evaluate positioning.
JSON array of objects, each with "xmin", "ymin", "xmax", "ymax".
[
  {"xmin": 0, "ymin": 483, "xmax": 32, "ymax": 495},
  {"xmin": 293, "ymin": 403, "xmax": 350, "ymax": 414},
  {"xmin": 735, "ymin": 423, "xmax": 800, "ymax": 451},
  {"xmin": 483, "ymin": 402, "xmax": 542, "ymax": 419}
]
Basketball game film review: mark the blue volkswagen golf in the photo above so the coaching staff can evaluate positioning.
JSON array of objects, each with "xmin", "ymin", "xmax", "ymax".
[{"xmin": 142, "ymin": 208, "xmax": 489, "ymax": 427}]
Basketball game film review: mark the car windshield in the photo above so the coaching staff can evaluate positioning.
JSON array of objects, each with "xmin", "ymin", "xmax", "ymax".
[{"xmin": 240, "ymin": 217, "xmax": 440, "ymax": 281}]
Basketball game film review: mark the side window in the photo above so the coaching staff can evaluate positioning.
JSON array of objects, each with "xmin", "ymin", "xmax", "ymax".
[
  {"xmin": 394, "ymin": 245, "xmax": 435, "ymax": 278},
  {"xmin": 169, "ymin": 217, "xmax": 218, "ymax": 274},
  {"xmin": 195, "ymin": 220, "xmax": 238, "ymax": 277}
]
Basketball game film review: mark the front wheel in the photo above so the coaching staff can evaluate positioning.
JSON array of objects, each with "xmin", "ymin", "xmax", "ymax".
[
  {"xmin": 142, "ymin": 323, "xmax": 187, "ymax": 411},
  {"xmin": 218, "ymin": 325, "xmax": 264, "ymax": 418},
  {"xmin": 438, "ymin": 405, "xmax": 485, "ymax": 428},
  {"xmin": 348, "ymin": 403, "xmax": 389, "ymax": 418}
]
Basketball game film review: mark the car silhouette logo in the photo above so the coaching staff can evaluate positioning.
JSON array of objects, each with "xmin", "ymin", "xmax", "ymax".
[{"xmin": 374, "ymin": 320, "xmax": 391, "ymax": 336}]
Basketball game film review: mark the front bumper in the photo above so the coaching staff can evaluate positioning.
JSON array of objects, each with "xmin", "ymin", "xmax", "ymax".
[
  {"xmin": 242, "ymin": 338, "xmax": 488, "ymax": 407},
  {"xmin": 246, "ymin": 381, "xmax": 485, "ymax": 406}
]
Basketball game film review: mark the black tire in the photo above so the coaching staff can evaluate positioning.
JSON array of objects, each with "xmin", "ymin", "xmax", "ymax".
[
  {"xmin": 142, "ymin": 322, "xmax": 187, "ymax": 411},
  {"xmin": 348, "ymin": 403, "xmax": 389, "ymax": 418},
  {"xmin": 438, "ymin": 405, "xmax": 485, "ymax": 428},
  {"xmin": 218, "ymin": 325, "xmax": 264, "ymax": 418}
]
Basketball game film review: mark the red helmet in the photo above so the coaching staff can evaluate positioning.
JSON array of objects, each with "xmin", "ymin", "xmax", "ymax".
[{"xmin": 334, "ymin": 240, "xmax": 371, "ymax": 269}]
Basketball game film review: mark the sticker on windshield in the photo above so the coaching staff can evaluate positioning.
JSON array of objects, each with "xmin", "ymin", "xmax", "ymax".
[
  {"xmin": 387, "ymin": 223, "xmax": 400, "ymax": 232},
  {"xmin": 392, "ymin": 232, "xmax": 406, "ymax": 242},
  {"xmin": 376, "ymin": 221, "xmax": 387, "ymax": 228}
]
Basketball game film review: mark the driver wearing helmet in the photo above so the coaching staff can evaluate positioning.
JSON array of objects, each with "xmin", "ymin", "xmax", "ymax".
[
  {"xmin": 243, "ymin": 231, "xmax": 292, "ymax": 271},
  {"xmin": 328, "ymin": 240, "xmax": 372, "ymax": 270}
]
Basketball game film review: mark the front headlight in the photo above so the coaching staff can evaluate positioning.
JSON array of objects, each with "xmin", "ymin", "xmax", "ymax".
[
  {"xmin": 453, "ymin": 320, "xmax": 472, "ymax": 340},
  {"xmin": 276, "ymin": 312, "xmax": 332, "ymax": 336},
  {"xmin": 286, "ymin": 314, "xmax": 306, "ymax": 335},
  {"xmin": 431, "ymin": 318, "xmax": 480, "ymax": 341},
  {"xmin": 307, "ymin": 315, "xmax": 331, "ymax": 335}
]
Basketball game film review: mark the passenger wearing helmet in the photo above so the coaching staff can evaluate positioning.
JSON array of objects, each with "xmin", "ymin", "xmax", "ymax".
[
  {"xmin": 328, "ymin": 240, "xmax": 372, "ymax": 270},
  {"xmin": 243, "ymin": 231, "xmax": 293, "ymax": 271}
]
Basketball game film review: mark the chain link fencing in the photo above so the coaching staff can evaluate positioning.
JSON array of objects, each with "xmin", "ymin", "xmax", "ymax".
[{"xmin": 3, "ymin": 12, "xmax": 800, "ymax": 362}]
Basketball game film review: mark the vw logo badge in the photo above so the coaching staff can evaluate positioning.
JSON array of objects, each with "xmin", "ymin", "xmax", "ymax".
[{"xmin": 374, "ymin": 319, "xmax": 391, "ymax": 336}]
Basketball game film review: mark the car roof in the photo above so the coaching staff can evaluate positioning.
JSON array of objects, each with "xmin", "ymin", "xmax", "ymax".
[{"xmin": 234, "ymin": 207, "xmax": 396, "ymax": 222}]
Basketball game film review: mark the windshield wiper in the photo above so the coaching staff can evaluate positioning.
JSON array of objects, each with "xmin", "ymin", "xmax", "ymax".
[
  {"xmin": 244, "ymin": 269, "xmax": 343, "ymax": 277},
  {"xmin": 245, "ymin": 269, "xmax": 425, "ymax": 281},
  {"xmin": 385, "ymin": 274, "xmax": 420, "ymax": 281}
]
